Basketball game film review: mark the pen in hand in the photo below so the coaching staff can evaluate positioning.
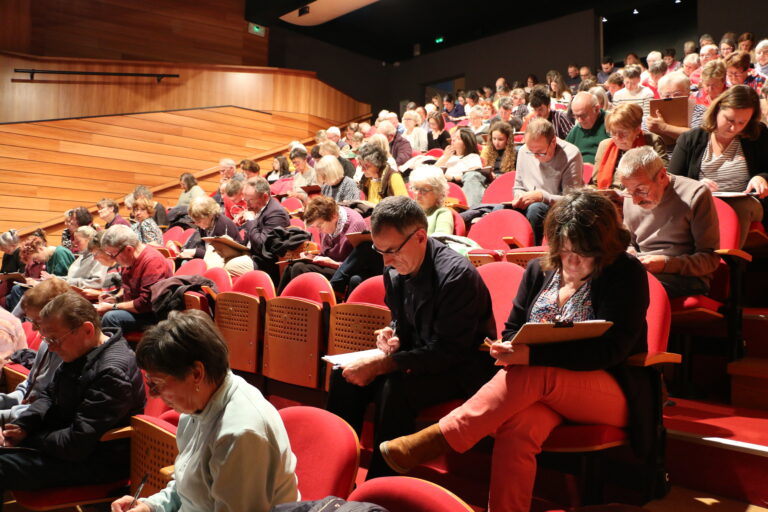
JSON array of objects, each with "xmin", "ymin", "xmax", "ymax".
[{"xmin": 129, "ymin": 472, "xmax": 149, "ymax": 509}]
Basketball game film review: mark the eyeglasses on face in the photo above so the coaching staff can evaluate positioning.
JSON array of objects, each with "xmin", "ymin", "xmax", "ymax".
[
  {"xmin": 103, "ymin": 246, "xmax": 126, "ymax": 259},
  {"xmin": 41, "ymin": 325, "xmax": 80, "ymax": 347},
  {"xmin": 373, "ymin": 229, "xmax": 420, "ymax": 255},
  {"xmin": 409, "ymin": 185, "xmax": 434, "ymax": 195}
]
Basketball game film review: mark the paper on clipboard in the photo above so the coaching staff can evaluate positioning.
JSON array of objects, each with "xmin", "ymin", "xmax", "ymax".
[
  {"xmin": 346, "ymin": 232, "xmax": 372, "ymax": 247},
  {"xmin": 510, "ymin": 320, "xmax": 613, "ymax": 345},
  {"xmin": 322, "ymin": 348, "xmax": 385, "ymax": 366}
]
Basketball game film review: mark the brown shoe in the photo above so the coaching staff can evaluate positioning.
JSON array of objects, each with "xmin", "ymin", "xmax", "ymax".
[{"xmin": 379, "ymin": 423, "xmax": 451, "ymax": 474}]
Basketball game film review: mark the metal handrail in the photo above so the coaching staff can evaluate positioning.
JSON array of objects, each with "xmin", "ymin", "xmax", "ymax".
[{"xmin": 14, "ymin": 68, "xmax": 180, "ymax": 83}]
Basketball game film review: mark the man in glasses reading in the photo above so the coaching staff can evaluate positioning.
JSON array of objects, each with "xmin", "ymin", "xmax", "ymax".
[{"xmin": 327, "ymin": 196, "xmax": 496, "ymax": 479}]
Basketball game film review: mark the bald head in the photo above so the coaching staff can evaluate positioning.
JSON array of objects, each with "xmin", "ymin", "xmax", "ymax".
[{"xmin": 571, "ymin": 91, "xmax": 601, "ymax": 130}]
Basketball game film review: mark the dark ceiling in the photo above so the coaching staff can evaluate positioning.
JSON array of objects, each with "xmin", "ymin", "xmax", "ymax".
[{"xmin": 247, "ymin": 0, "xmax": 679, "ymax": 63}]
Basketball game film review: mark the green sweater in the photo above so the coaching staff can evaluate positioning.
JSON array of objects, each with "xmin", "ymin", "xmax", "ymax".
[
  {"xmin": 427, "ymin": 207, "xmax": 454, "ymax": 235},
  {"xmin": 565, "ymin": 110, "xmax": 609, "ymax": 164},
  {"xmin": 48, "ymin": 246, "xmax": 76, "ymax": 276}
]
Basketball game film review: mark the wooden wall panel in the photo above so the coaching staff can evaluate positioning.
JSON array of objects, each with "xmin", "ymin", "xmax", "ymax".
[
  {"xmin": 0, "ymin": 53, "xmax": 369, "ymax": 124},
  {"xmin": 0, "ymin": 0, "xmax": 31, "ymax": 53},
  {"xmin": 26, "ymin": 0, "xmax": 267, "ymax": 66}
]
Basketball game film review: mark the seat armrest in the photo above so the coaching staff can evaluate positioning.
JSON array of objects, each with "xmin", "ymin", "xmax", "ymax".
[
  {"xmin": 502, "ymin": 236, "xmax": 522, "ymax": 249},
  {"xmin": 627, "ymin": 352, "xmax": 682, "ymax": 367},
  {"xmin": 716, "ymin": 248, "xmax": 752, "ymax": 263},
  {"xmin": 160, "ymin": 465, "xmax": 174, "ymax": 482},
  {"xmin": 100, "ymin": 426, "xmax": 133, "ymax": 441}
]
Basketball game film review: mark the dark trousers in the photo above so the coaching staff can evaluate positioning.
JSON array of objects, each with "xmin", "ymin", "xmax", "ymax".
[
  {"xmin": 326, "ymin": 368, "xmax": 468, "ymax": 479},
  {"xmin": 329, "ymin": 242, "xmax": 383, "ymax": 297},
  {"xmin": 278, "ymin": 262, "xmax": 337, "ymax": 294},
  {"xmin": 654, "ymin": 273, "xmax": 709, "ymax": 299},
  {"xmin": 0, "ymin": 444, "xmax": 129, "ymax": 511}
]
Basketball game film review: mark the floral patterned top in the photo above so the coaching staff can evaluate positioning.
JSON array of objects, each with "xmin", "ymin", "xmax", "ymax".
[{"xmin": 529, "ymin": 271, "xmax": 595, "ymax": 323}]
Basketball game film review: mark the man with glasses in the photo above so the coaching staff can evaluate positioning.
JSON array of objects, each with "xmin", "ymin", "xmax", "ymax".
[
  {"xmin": 619, "ymin": 146, "xmax": 720, "ymax": 298},
  {"xmin": 565, "ymin": 92, "xmax": 610, "ymax": 164},
  {"xmin": 327, "ymin": 196, "xmax": 496, "ymax": 479},
  {"xmin": 0, "ymin": 292, "xmax": 144, "ymax": 498},
  {"xmin": 513, "ymin": 118, "xmax": 583, "ymax": 244},
  {"xmin": 95, "ymin": 224, "xmax": 172, "ymax": 333}
]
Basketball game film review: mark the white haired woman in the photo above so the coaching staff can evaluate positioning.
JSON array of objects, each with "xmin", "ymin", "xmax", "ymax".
[
  {"xmin": 408, "ymin": 166, "xmax": 454, "ymax": 235},
  {"xmin": 315, "ymin": 155, "xmax": 360, "ymax": 202},
  {"xmin": 402, "ymin": 111, "xmax": 428, "ymax": 153}
]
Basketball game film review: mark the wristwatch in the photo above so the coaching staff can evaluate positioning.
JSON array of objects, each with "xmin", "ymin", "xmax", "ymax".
[{"xmin": 112, "ymin": 302, "xmax": 119, "ymax": 310}]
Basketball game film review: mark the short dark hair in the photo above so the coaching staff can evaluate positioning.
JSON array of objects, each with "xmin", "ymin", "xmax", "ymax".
[
  {"xmin": 542, "ymin": 190, "xmax": 630, "ymax": 277},
  {"xmin": 136, "ymin": 310, "xmax": 229, "ymax": 384},
  {"xmin": 442, "ymin": 93, "xmax": 455, "ymax": 104},
  {"xmin": 528, "ymin": 86, "xmax": 551, "ymax": 108},
  {"xmin": 40, "ymin": 292, "xmax": 101, "ymax": 332},
  {"xmin": 601, "ymin": 56, "xmax": 614, "ymax": 65},
  {"xmin": 370, "ymin": 196, "xmax": 427, "ymax": 236},
  {"xmin": 69, "ymin": 206, "xmax": 92, "ymax": 227},
  {"xmin": 357, "ymin": 142, "xmax": 388, "ymax": 170},
  {"xmin": 427, "ymin": 111, "xmax": 445, "ymax": 130},
  {"xmin": 606, "ymin": 72, "xmax": 624, "ymax": 86},
  {"xmin": 662, "ymin": 48, "xmax": 676, "ymax": 58},
  {"xmin": 304, "ymin": 196, "xmax": 339, "ymax": 225},
  {"xmin": 289, "ymin": 147, "xmax": 308, "ymax": 160}
]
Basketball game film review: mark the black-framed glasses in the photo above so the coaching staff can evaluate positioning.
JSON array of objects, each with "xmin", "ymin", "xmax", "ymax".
[
  {"xmin": 41, "ymin": 325, "xmax": 80, "ymax": 347},
  {"xmin": 144, "ymin": 374, "xmax": 168, "ymax": 395},
  {"xmin": 373, "ymin": 229, "xmax": 420, "ymax": 255},
  {"xmin": 103, "ymin": 246, "xmax": 126, "ymax": 259},
  {"xmin": 23, "ymin": 317, "xmax": 40, "ymax": 330}
]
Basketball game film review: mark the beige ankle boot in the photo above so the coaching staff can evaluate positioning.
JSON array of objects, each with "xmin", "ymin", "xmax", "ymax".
[{"xmin": 379, "ymin": 423, "xmax": 451, "ymax": 474}]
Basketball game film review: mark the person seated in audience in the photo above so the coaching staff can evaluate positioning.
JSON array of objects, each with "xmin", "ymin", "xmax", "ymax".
[
  {"xmin": 221, "ymin": 178, "xmax": 252, "ymax": 226},
  {"xmin": 511, "ymin": 89, "xmax": 530, "ymax": 122},
  {"xmin": 358, "ymin": 142, "xmax": 408, "ymax": 204},
  {"xmin": 205, "ymin": 236, "xmax": 254, "ymax": 280},
  {"xmin": 720, "ymin": 37, "xmax": 736, "ymax": 60},
  {"xmin": 242, "ymin": 177, "xmax": 291, "ymax": 266},
  {"xmin": 344, "ymin": 123, "xmax": 360, "ymax": 147},
  {"xmin": 3, "ymin": 231, "xmax": 44, "ymax": 310},
  {"xmin": 525, "ymin": 74, "xmax": 539, "ymax": 94},
  {"xmin": 96, "ymin": 224, "xmax": 172, "ymax": 332},
  {"xmin": 23, "ymin": 230, "xmax": 75, "ymax": 282},
  {"xmin": 327, "ymin": 125, "xmax": 349, "ymax": 151},
  {"xmin": 237, "ymin": 159, "xmax": 261, "ymax": 180},
  {"xmin": 669, "ymin": 85, "xmax": 768, "ymax": 247},
  {"xmin": 63, "ymin": 226, "xmax": 109, "ymax": 290},
  {"xmin": 590, "ymin": 86, "xmax": 612, "ymax": 112},
  {"xmin": 737, "ymin": 32, "xmax": 755, "ymax": 55},
  {"xmin": 61, "ymin": 207, "xmax": 92, "ymax": 254},
  {"xmin": 317, "ymin": 141, "xmax": 356, "ymax": 179},
  {"xmin": 642, "ymin": 51, "xmax": 662, "ymax": 82},
  {"xmin": 682, "ymin": 53, "xmax": 700, "ymax": 79},
  {"xmin": 378, "ymin": 120, "xmax": 413, "ymax": 168},
  {"xmin": 408, "ymin": 166, "xmax": 454, "ymax": 235},
  {"xmin": 548, "ymin": 71, "xmax": 572, "ymax": 104},
  {"xmin": 176, "ymin": 196, "xmax": 242, "ymax": 261},
  {"xmin": 315, "ymin": 155, "xmax": 359, "ymax": 203},
  {"xmin": 725, "ymin": 51, "xmax": 767, "ymax": 94},
  {"xmin": 96, "ymin": 199, "xmax": 130, "ymax": 230},
  {"xmin": 442, "ymin": 94, "xmax": 465, "ymax": 123},
  {"xmin": 0, "ymin": 296, "xmax": 24, "ymax": 361},
  {"xmin": 619, "ymin": 146, "xmax": 720, "ymax": 298},
  {"xmin": 612, "ymin": 65, "xmax": 654, "ymax": 107},
  {"xmin": 605, "ymin": 72, "xmax": 624, "ymax": 100},
  {"xmin": 112, "ymin": 311, "xmax": 298, "ymax": 512},
  {"xmin": 643, "ymin": 61, "xmax": 668, "ymax": 99},
  {"xmin": 579, "ymin": 66, "xmax": 593, "ymax": 85},
  {"xmin": 690, "ymin": 44, "xmax": 720, "ymax": 86},
  {"xmin": 402, "ymin": 110, "xmax": 428, "ymax": 153},
  {"xmin": 482, "ymin": 121, "xmax": 516, "ymax": 175},
  {"xmin": 133, "ymin": 185, "xmax": 169, "ymax": 228},
  {"xmin": 176, "ymin": 172, "xmax": 206, "ymax": 208},
  {"xmin": 0, "ymin": 278, "xmax": 68, "ymax": 425},
  {"xmin": 699, "ymin": 33, "xmax": 715, "ymax": 48},
  {"xmin": 624, "ymin": 52, "xmax": 644, "ymax": 69},
  {"xmin": 435, "ymin": 128, "xmax": 487, "ymax": 207},
  {"xmin": 69, "ymin": 231, "xmax": 122, "ymax": 302},
  {"xmin": 662, "ymin": 48, "xmax": 680, "ymax": 73},
  {"xmin": 490, "ymin": 97, "xmax": 522, "ymax": 132},
  {"xmin": 277, "ymin": 196, "xmax": 366, "ymax": 293},
  {"xmin": 0, "ymin": 293, "xmax": 144, "ymax": 500},
  {"xmin": 131, "ymin": 197, "xmax": 164, "ymax": 246},
  {"xmin": 467, "ymin": 105, "xmax": 490, "ymax": 138},
  {"xmin": 565, "ymin": 64, "xmax": 581, "ymax": 92},
  {"xmin": 756, "ymin": 39, "xmax": 768, "ymax": 77},
  {"xmin": 380, "ymin": 190, "xmax": 653, "ymax": 512},
  {"xmin": 597, "ymin": 56, "xmax": 618, "ymax": 84},
  {"xmin": 388, "ymin": 112, "xmax": 406, "ymax": 135},
  {"xmin": 645, "ymin": 72, "xmax": 707, "ymax": 155},
  {"xmin": 0, "ymin": 229, "xmax": 23, "ymax": 275},
  {"xmin": 288, "ymin": 146, "xmax": 317, "ymax": 203},
  {"xmin": 266, "ymin": 155, "xmax": 291, "ymax": 184},
  {"xmin": 694, "ymin": 60, "xmax": 728, "ymax": 107},
  {"xmin": 494, "ymin": 84, "xmax": 511, "ymax": 109},
  {"xmin": 211, "ymin": 158, "xmax": 238, "ymax": 208},
  {"xmin": 427, "ymin": 111, "xmax": 451, "ymax": 150},
  {"xmin": 513, "ymin": 118, "xmax": 583, "ymax": 244},
  {"xmin": 521, "ymin": 86, "xmax": 574, "ymax": 140},
  {"xmin": 327, "ymin": 196, "xmax": 496, "ymax": 479},
  {"xmin": 565, "ymin": 91, "xmax": 610, "ymax": 164},
  {"xmin": 593, "ymin": 103, "xmax": 667, "ymax": 188}
]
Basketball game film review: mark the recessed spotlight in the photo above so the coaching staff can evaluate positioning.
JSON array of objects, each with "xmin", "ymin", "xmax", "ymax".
[
  {"xmin": 601, "ymin": 16, "xmax": 608, "ymax": 22},
  {"xmin": 633, "ymin": 8, "xmax": 639, "ymax": 14}
]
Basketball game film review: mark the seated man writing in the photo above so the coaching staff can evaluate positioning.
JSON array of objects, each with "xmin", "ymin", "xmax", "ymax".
[
  {"xmin": 0, "ymin": 292, "xmax": 145, "ymax": 497},
  {"xmin": 326, "ymin": 196, "xmax": 496, "ymax": 479},
  {"xmin": 619, "ymin": 146, "xmax": 720, "ymax": 298}
]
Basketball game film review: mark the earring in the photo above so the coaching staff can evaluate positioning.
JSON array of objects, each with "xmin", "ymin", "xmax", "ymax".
[{"xmin": 195, "ymin": 385, "xmax": 200, "ymax": 392}]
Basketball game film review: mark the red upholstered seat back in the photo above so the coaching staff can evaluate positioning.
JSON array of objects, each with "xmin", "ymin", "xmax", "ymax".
[
  {"xmin": 451, "ymin": 208, "xmax": 467, "ymax": 237},
  {"xmin": 203, "ymin": 267, "xmax": 232, "ymax": 293},
  {"xmin": 346, "ymin": 275, "xmax": 387, "ymax": 307},
  {"xmin": 348, "ymin": 476, "xmax": 473, "ymax": 512},
  {"xmin": 175, "ymin": 258, "xmax": 207, "ymax": 276},
  {"xmin": 481, "ymin": 171, "xmax": 516, "ymax": 203},
  {"xmin": 232, "ymin": 270, "xmax": 276, "ymax": 299},
  {"xmin": 477, "ymin": 262, "xmax": 525, "ymax": 339},
  {"xmin": 280, "ymin": 272, "xmax": 336, "ymax": 305},
  {"xmin": 646, "ymin": 273, "xmax": 671, "ymax": 355},
  {"xmin": 468, "ymin": 209, "xmax": 534, "ymax": 250}
]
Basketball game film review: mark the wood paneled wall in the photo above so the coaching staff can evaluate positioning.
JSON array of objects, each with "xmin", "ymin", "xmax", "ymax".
[
  {"xmin": 0, "ymin": 52, "xmax": 370, "ymax": 125},
  {"xmin": 7, "ymin": 0, "xmax": 268, "ymax": 66}
]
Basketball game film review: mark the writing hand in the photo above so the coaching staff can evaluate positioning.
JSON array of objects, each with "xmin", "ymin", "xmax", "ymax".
[
  {"xmin": 111, "ymin": 495, "xmax": 151, "ymax": 512},
  {"xmin": 2, "ymin": 424, "xmax": 26, "ymax": 447},
  {"xmin": 490, "ymin": 342, "xmax": 530, "ymax": 366},
  {"xmin": 341, "ymin": 354, "xmax": 394, "ymax": 387},
  {"xmin": 375, "ymin": 327, "xmax": 400, "ymax": 355},
  {"xmin": 746, "ymin": 176, "xmax": 768, "ymax": 198}
]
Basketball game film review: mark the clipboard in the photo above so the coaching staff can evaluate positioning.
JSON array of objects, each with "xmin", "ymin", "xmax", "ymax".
[
  {"xmin": 509, "ymin": 320, "xmax": 613, "ymax": 345},
  {"xmin": 346, "ymin": 232, "xmax": 372, "ymax": 247},
  {"xmin": 648, "ymin": 96, "xmax": 688, "ymax": 129},
  {"xmin": 301, "ymin": 185, "xmax": 322, "ymax": 195}
]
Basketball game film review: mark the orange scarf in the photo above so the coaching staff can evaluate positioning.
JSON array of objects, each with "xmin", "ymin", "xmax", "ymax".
[{"xmin": 596, "ymin": 132, "xmax": 646, "ymax": 189}]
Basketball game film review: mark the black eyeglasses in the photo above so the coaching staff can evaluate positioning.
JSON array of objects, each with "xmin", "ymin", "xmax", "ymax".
[
  {"xmin": 373, "ymin": 229, "xmax": 420, "ymax": 255},
  {"xmin": 103, "ymin": 246, "xmax": 126, "ymax": 259}
]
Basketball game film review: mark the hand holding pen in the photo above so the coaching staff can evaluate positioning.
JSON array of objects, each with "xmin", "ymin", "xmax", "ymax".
[{"xmin": 375, "ymin": 327, "xmax": 400, "ymax": 356}]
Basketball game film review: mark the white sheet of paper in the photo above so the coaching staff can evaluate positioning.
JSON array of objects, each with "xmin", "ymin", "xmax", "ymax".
[{"xmin": 322, "ymin": 348, "xmax": 386, "ymax": 366}]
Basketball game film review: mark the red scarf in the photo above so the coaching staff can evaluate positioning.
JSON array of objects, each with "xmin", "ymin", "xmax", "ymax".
[{"xmin": 596, "ymin": 132, "xmax": 646, "ymax": 189}]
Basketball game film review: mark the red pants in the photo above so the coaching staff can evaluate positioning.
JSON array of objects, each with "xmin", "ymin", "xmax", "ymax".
[{"xmin": 439, "ymin": 366, "xmax": 628, "ymax": 512}]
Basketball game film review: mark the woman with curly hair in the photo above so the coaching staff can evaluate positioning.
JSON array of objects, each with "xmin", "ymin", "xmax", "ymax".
[{"xmin": 482, "ymin": 121, "xmax": 517, "ymax": 175}]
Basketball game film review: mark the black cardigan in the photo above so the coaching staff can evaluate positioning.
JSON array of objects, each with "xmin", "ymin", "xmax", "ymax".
[
  {"xmin": 668, "ymin": 125, "xmax": 768, "ymax": 183},
  {"xmin": 502, "ymin": 254, "xmax": 659, "ymax": 458}
]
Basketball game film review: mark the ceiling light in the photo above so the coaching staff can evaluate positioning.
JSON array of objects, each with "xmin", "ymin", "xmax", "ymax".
[
  {"xmin": 633, "ymin": 8, "xmax": 639, "ymax": 14},
  {"xmin": 601, "ymin": 16, "xmax": 607, "ymax": 22}
]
